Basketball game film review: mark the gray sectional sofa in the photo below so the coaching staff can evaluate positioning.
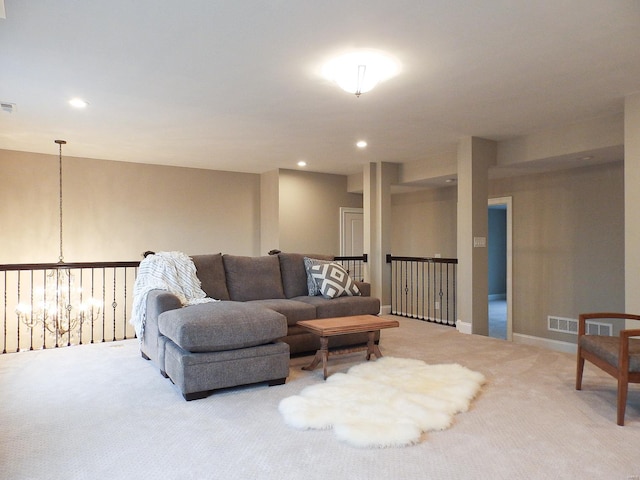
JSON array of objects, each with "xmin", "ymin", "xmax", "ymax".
[{"xmin": 140, "ymin": 252, "xmax": 381, "ymax": 400}]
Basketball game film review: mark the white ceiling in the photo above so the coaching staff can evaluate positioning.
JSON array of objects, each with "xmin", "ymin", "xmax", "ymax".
[{"xmin": 1, "ymin": 1, "xmax": 639, "ymax": 176}]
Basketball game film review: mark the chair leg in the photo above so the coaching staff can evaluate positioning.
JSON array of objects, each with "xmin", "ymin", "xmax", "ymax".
[
  {"xmin": 576, "ymin": 352, "xmax": 585, "ymax": 390},
  {"xmin": 617, "ymin": 378, "xmax": 629, "ymax": 426}
]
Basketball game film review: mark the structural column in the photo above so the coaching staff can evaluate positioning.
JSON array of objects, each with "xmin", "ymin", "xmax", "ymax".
[
  {"xmin": 363, "ymin": 162, "xmax": 397, "ymax": 312},
  {"xmin": 625, "ymin": 94, "xmax": 640, "ymax": 317},
  {"xmin": 456, "ymin": 137, "xmax": 496, "ymax": 335}
]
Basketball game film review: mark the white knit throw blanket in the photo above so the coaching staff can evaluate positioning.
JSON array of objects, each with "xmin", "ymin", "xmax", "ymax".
[{"xmin": 130, "ymin": 251, "xmax": 216, "ymax": 340}]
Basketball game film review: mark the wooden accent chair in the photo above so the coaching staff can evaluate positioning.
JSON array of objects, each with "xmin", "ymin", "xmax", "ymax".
[{"xmin": 576, "ymin": 312, "xmax": 640, "ymax": 425}]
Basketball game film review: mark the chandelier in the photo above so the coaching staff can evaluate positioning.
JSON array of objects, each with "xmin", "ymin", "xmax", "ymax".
[{"xmin": 15, "ymin": 140, "xmax": 102, "ymax": 344}]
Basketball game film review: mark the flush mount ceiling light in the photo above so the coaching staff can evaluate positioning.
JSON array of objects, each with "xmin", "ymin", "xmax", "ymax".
[
  {"xmin": 297, "ymin": 160, "xmax": 307, "ymax": 167},
  {"xmin": 322, "ymin": 49, "xmax": 400, "ymax": 97},
  {"xmin": 69, "ymin": 98, "xmax": 89, "ymax": 108},
  {"xmin": 356, "ymin": 140, "xmax": 368, "ymax": 148}
]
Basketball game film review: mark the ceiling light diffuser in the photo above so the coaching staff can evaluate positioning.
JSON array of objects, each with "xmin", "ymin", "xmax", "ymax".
[
  {"xmin": 69, "ymin": 98, "xmax": 88, "ymax": 108},
  {"xmin": 356, "ymin": 140, "xmax": 367, "ymax": 148},
  {"xmin": 322, "ymin": 49, "xmax": 400, "ymax": 97}
]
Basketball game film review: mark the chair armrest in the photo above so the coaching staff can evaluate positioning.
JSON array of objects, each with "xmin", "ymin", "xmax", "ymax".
[{"xmin": 621, "ymin": 329, "xmax": 640, "ymax": 339}]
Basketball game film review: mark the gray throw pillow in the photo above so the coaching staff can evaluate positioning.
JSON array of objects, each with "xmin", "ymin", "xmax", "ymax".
[
  {"xmin": 309, "ymin": 262, "xmax": 361, "ymax": 299},
  {"xmin": 303, "ymin": 257, "xmax": 333, "ymax": 296}
]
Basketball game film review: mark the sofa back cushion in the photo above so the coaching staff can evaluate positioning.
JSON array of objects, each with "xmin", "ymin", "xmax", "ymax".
[
  {"xmin": 223, "ymin": 254, "xmax": 286, "ymax": 301},
  {"xmin": 191, "ymin": 253, "xmax": 230, "ymax": 301},
  {"xmin": 278, "ymin": 252, "xmax": 334, "ymax": 298}
]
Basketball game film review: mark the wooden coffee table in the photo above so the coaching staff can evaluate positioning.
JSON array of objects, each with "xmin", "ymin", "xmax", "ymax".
[{"xmin": 297, "ymin": 314, "xmax": 399, "ymax": 379}]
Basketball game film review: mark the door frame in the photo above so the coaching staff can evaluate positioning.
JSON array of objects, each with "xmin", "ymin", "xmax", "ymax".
[
  {"xmin": 339, "ymin": 207, "xmax": 364, "ymax": 256},
  {"xmin": 488, "ymin": 196, "xmax": 513, "ymax": 341}
]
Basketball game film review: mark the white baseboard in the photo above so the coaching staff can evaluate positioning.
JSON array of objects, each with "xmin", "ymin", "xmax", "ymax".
[
  {"xmin": 512, "ymin": 333, "xmax": 577, "ymax": 354},
  {"xmin": 454, "ymin": 322, "xmax": 576, "ymax": 353},
  {"xmin": 456, "ymin": 320, "xmax": 472, "ymax": 335},
  {"xmin": 380, "ymin": 305, "xmax": 392, "ymax": 316}
]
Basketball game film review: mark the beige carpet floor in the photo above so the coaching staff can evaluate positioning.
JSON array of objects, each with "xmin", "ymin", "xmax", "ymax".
[{"xmin": 1, "ymin": 316, "xmax": 638, "ymax": 480}]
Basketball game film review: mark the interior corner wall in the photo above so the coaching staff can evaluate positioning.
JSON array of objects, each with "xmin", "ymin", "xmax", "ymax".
[
  {"xmin": 260, "ymin": 170, "xmax": 280, "ymax": 255},
  {"xmin": 277, "ymin": 169, "xmax": 362, "ymax": 255},
  {"xmin": 0, "ymin": 149, "xmax": 261, "ymax": 263}
]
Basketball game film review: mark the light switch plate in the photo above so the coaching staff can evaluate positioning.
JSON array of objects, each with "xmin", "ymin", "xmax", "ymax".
[{"xmin": 473, "ymin": 236, "xmax": 486, "ymax": 248}]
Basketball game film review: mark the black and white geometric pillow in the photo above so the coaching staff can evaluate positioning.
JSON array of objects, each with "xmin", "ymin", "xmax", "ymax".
[
  {"xmin": 303, "ymin": 256, "xmax": 333, "ymax": 296},
  {"xmin": 309, "ymin": 262, "xmax": 361, "ymax": 299}
]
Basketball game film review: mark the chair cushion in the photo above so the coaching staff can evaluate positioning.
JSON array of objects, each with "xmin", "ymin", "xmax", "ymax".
[
  {"xmin": 580, "ymin": 335, "xmax": 640, "ymax": 372},
  {"xmin": 223, "ymin": 254, "xmax": 285, "ymax": 301},
  {"xmin": 158, "ymin": 301, "xmax": 286, "ymax": 352},
  {"xmin": 278, "ymin": 253, "xmax": 332, "ymax": 298},
  {"xmin": 247, "ymin": 298, "xmax": 317, "ymax": 326},
  {"xmin": 293, "ymin": 295, "xmax": 380, "ymax": 318},
  {"xmin": 191, "ymin": 253, "xmax": 230, "ymax": 300}
]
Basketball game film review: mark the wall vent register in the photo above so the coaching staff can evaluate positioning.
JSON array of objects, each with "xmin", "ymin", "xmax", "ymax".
[{"xmin": 547, "ymin": 315, "xmax": 612, "ymax": 336}]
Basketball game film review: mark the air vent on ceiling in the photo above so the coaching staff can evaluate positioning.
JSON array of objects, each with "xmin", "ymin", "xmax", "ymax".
[
  {"xmin": 1, "ymin": 102, "xmax": 16, "ymax": 113},
  {"xmin": 547, "ymin": 315, "xmax": 612, "ymax": 336}
]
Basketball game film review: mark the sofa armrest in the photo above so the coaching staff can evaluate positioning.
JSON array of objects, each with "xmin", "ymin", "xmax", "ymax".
[
  {"xmin": 355, "ymin": 281, "xmax": 371, "ymax": 297},
  {"xmin": 141, "ymin": 290, "xmax": 182, "ymax": 366},
  {"xmin": 146, "ymin": 289, "xmax": 182, "ymax": 319}
]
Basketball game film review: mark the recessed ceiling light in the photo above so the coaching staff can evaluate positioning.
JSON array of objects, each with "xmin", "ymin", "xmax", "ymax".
[
  {"xmin": 356, "ymin": 140, "xmax": 367, "ymax": 148},
  {"xmin": 69, "ymin": 98, "xmax": 89, "ymax": 108},
  {"xmin": 297, "ymin": 160, "xmax": 307, "ymax": 167}
]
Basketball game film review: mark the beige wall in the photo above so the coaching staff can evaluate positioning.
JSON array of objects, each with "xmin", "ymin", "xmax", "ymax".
[
  {"xmin": 1, "ymin": 150, "xmax": 362, "ymax": 264},
  {"xmin": 390, "ymin": 161, "xmax": 624, "ymax": 342},
  {"xmin": 391, "ymin": 186, "xmax": 457, "ymax": 258},
  {"xmin": 0, "ymin": 149, "xmax": 261, "ymax": 263},
  {"xmin": 278, "ymin": 169, "xmax": 362, "ymax": 255}
]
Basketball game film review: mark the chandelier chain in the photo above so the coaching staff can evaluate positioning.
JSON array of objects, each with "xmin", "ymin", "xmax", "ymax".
[{"xmin": 55, "ymin": 140, "xmax": 66, "ymax": 264}]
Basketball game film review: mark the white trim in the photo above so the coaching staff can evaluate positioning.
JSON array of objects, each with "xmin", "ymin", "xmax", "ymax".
[
  {"xmin": 380, "ymin": 304, "xmax": 392, "ymax": 315},
  {"xmin": 339, "ymin": 207, "xmax": 364, "ymax": 256},
  {"xmin": 456, "ymin": 320, "xmax": 473, "ymax": 335},
  {"xmin": 512, "ymin": 333, "xmax": 576, "ymax": 354}
]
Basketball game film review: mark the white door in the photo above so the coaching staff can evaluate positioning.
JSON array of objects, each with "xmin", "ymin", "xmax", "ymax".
[{"xmin": 340, "ymin": 207, "xmax": 364, "ymax": 256}]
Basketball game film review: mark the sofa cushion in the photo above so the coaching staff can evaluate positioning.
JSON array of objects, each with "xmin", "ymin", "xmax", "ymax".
[
  {"xmin": 223, "ymin": 254, "xmax": 286, "ymax": 301},
  {"xmin": 191, "ymin": 253, "xmax": 230, "ymax": 301},
  {"xmin": 247, "ymin": 298, "xmax": 317, "ymax": 326},
  {"xmin": 158, "ymin": 301, "xmax": 287, "ymax": 353},
  {"xmin": 279, "ymin": 253, "xmax": 333, "ymax": 298},
  {"xmin": 310, "ymin": 262, "xmax": 361, "ymax": 298},
  {"xmin": 293, "ymin": 295, "xmax": 380, "ymax": 318},
  {"xmin": 303, "ymin": 256, "xmax": 334, "ymax": 296}
]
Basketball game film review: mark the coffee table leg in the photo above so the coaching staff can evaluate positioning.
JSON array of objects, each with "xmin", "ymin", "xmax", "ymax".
[
  {"xmin": 302, "ymin": 336, "xmax": 330, "ymax": 380},
  {"xmin": 319, "ymin": 337, "xmax": 329, "ymax": 379},
  {"xmin": 366, "ymin": 330, "xmax": 383, "ymax": 360}
]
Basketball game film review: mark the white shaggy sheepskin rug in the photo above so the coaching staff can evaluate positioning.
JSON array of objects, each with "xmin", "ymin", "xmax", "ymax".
[{"xmin": 279, "ymin": 357, "xmax": 485, "ymax": 448}]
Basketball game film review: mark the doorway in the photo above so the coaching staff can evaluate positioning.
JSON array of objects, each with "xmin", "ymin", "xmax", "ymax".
[
  {"xmin": 339, "ymin": 207, "xmax": 364, "ymax": 256},
  {"xmin": 488, "ymin": 197, "xmax": 512, "ymax": 340}
]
